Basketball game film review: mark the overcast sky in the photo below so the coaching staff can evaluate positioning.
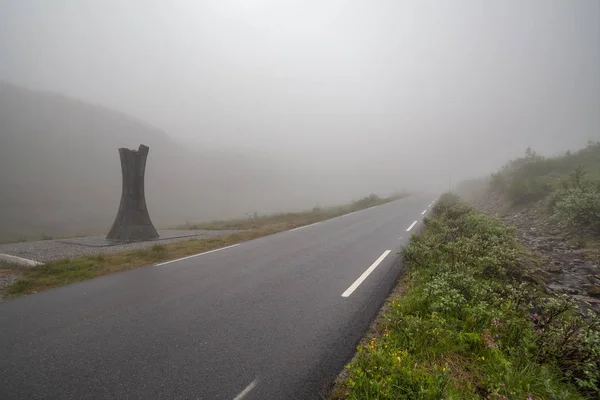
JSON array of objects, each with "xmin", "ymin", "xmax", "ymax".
[{"xmin": 1, "ymin": 0, "xmax": 599, "ymax": 189}]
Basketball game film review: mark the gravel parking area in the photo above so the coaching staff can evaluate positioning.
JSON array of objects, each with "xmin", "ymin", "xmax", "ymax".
[{"xmin": 0, "ymin": 229, "xmax": 240, "ymax": 263}]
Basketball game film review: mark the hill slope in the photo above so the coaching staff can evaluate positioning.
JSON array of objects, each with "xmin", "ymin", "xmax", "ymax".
[
  {"xmin": 0, "ymin": 83, "xmax": 288, "ymax": 242},
  {"xmin": 462, "ymin": 142, "xmax": 600, "ymax": 310}
]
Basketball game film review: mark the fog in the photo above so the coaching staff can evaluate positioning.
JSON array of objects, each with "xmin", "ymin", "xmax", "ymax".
[{"xmin": 0, "ymin": 1, "xmax": 599, "ymax": 238}]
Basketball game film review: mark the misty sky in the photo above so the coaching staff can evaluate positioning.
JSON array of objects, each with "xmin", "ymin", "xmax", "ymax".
[{"xmin": 1, "ymin": 0, "xmax": 599, "ymax": 190}]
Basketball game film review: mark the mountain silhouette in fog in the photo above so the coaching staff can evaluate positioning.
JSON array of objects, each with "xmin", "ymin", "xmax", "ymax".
[{"xmin": 0, "ymin": 82, "xmax": 293, "ymax": 242}]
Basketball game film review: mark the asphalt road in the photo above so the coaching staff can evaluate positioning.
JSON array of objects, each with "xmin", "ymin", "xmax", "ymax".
[{"xmin": 0, "ymin": 194, "xmax": 436, "ymax": 400}]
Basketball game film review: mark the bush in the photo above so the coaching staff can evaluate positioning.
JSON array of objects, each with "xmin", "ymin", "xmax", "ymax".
[
  {"xmin": 489, "ymin": 172, "xmax": 506, "ymax": 193},
  {"xmin": 506, "ymin": 176, "xmax": 552, "ymax": 204},
  {"xmin": 554, "ymin": 187, "xmax": 600, "ymax": 231},
  {"xmin": 548, "ymin": 167, "xmax": 600, "ymax": 232},
  {"xmin": 532, "ymin": 295, "xmax": 600, "ymax": 393}
]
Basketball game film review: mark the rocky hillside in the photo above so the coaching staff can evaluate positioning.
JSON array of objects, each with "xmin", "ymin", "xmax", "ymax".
[{"xmin": 467, "ymin": 142, "xmax": 600, "ymax": 310}]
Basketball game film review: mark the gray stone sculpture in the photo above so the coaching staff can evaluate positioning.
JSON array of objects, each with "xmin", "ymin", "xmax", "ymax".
[{"xmin": 106, "ymin": 144, "xmax": 159, "ymax": 242}]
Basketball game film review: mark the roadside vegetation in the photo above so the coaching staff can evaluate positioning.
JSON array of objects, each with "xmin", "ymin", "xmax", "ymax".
[
  {"xmin": 179, "ymin": 193, "xmax": 405, "ymax": 231},
  {"xmin": 489, "ymin": 141, "xmax": 600, "ymax": 234},
  {"xmin": 332, "ymin": 194, "xmax": 599, "ymax": 399},
  {"xmin": 0, "ymin": 193, "xmax": 405, "ymax": 299}
]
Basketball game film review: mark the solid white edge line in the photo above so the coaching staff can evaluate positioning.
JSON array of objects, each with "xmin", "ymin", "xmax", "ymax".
[
  {"xmin": 289, "ymin": 226, "xmax": 307, "ymax": 232},
  {"xmin": 156, "ymin": 243, "xmax": 240, "ymax": 266},
  {"xmin": 290, "ymin": 221, "xmax": 321, "ymax": 232},
  {"xmin": 341, "ymin": 250, "xmax": 392, "ymax": 297},
  {"xmin": 292, "ymin": 199, "xmax": 393, "ymax": 229},
  {"xmin": 0, "ymin": 253, "xmax": 43, "ymax": 267},
  {"xmin": 232, "ymin": 378, "xmax": 258, "ymax": 400},
  {"xmin": 290, "ymin": 200, "xmax": 392, "ymax": 232},
  {"xmin": 406, "ymin": 221, "xmax": 418, "ymax": 231},
  {"xmin": 421, "ymin": 210, "xmax": 427, "ymax": 215}
]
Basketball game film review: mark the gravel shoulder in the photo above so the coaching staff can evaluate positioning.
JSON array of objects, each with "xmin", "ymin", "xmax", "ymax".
[{"xmin": 0, "ymin": 229, "xmax": 240, "ymax": 263}]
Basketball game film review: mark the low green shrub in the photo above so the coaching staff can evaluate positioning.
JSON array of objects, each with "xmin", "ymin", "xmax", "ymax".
[
  {"xmin": 506, "ymin": 176, "xmax": 552, "ymax": 205},
  {"xmin": 547, "ymin": 168, "xmax": 600, "ymax": 232},
  {"xmin": 554, "ymin": 188, "xmax": 600, "ymax": 231},
  {"xmin": 489, "ymin": 172, "xmax": 507, "ymax": 193}
]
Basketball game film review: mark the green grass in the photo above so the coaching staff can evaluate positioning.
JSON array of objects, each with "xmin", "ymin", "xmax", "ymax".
[
  {"xmin": 2, "ymin": 193, "xmax": 407, "ymax": 298},
  {"xmin": 331, "ymin": 193, "xmax": 599, "ymax": 400}
]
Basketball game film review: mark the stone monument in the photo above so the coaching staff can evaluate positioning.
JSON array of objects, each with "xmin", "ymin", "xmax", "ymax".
[{"xmin": 106, "ymin": 144, "xmax": 159, "ymax": 242}]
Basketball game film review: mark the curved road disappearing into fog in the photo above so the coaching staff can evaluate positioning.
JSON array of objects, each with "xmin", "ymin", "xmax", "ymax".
[{"xmin": 0, "ymin": 194, "xmax": 435, "ymax": 400}]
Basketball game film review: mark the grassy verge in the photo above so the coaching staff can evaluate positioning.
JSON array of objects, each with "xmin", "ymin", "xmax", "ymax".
[
  {"xmin": 2, "ymin": 193, "xmax": 405, "ymax": 299},
  {"xmin": 179, "ymin": 194, "xmax": 403, "ymax": 231},
  {"xmin": 331, "ymin": 193, "xmax": 599, "ymax": 400}
]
